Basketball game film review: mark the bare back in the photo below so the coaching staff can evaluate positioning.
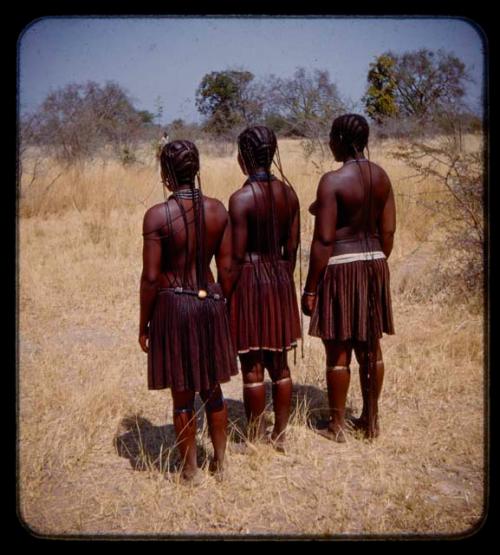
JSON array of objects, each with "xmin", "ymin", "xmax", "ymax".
[
  {"xmin": 324, "ymin": 161, "xmax": 392, "ymax": 241},
  {"xmin": 229, "ymin": 178, "xmax": 300, "ymax": 263},
  {"xmin": 142, "ymin": 196, "xmax": 230, "ymax": 289}
]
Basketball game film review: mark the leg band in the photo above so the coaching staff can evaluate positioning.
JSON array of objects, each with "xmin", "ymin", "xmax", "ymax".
[
  {"xmin": 359, "ymin": 359, "xmax": 383, "ymax": 367},
  {"xmin": 243, "ymin": 381, "xmax": 265, "ymax": 389},
  {"xmin": 326, "ymin": 365, "xmax": 350, "ymax": 373},
  {"xmin": 174, "ymin": 407, "xmax": 194, "ymax": 415},
  {"xmin": 272, "ymin": 376, "xmax": 292, "ymax": 385}
]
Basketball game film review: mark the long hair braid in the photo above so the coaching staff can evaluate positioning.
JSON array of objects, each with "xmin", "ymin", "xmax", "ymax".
[
  {"xmin": 238, "ymin": 126, "xmax": 280, "ymax": 259},
  {"xmin": 331, "ymin": 114, "xmax": 378, "ymax": 438},
  {"xmin": 273, "ymin": 142, "xmax": 304, "ymax": 360},
  {"xmin": 160, "ymin": 140, "xmax": 206, "ymax": 291}
]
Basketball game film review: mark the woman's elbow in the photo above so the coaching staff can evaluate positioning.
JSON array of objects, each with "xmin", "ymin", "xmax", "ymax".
[
  {"xmin": 380, "ymin": 228, "xmax": 395, "ymax": 241},
  {"xmin": 141, "ymin": 272, "xmax": 159, "ymax": 288},
  {"xmin": 380, "ymin": 234, "xmax": 394, "ymax": 258},
  {"xmin": 314, "ymin": 236, "xmax": 334, "ymax": 250},
  {"xmin": 217, "ymin": 259, "xmax": 233, "ymax": 279},
  {"xmin": 231, "ymin": 253, "xmax": 246, "ymax": 267}
]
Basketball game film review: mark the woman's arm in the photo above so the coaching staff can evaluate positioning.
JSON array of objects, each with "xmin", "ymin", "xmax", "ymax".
[
  {"xmin": 284, "ymin": 189, "xmax": 300, "ymax": 272},
  {"xmin": 215, "ymin": 213, "xmax": 233, "ymax": 299},
  {"xmin": 302, "ymin": 174, "xmax": 338, "ymax": 315},
  {"xmin": 228, "ymin": 192, "xmax": 249, "ymax": 296},
  {"xmin": 139, "ymin": 209, "xmax": 162, "ymax": 353},
  {"xmin": 379, "ymin": 183, "xmax": 396, "ymax": 259}
]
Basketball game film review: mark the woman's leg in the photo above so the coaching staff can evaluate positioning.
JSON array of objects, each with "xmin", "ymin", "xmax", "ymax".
[
  {"xmin": 171, "ymin": 389, "xmax": 198, "ymax": 480},
  {"xmin": 240, "ymin": 351, "xmax": 266, "ymax": 441},
  {"xmin": 322, "ymin": 339, "xmax": 353, "ymax": 442},
  {"xmin": 266, "ymin": 350, "xmax": 292, "ymax": 450},
  {"xmin": 354, "ymin": 340, "xmax": 384, "ymax": 439},
  {"xmin": 200, "ymin": 384, "xmax": 227, "ymax": 478}
]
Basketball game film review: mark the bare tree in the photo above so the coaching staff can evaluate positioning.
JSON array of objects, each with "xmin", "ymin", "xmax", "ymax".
[
  {"xmin": 19, "ymin": 112, "xmax": 45, "ymax": 182},
  {"xmin": 23, "ymin": 81, "xmax": 158, "ymax": 164},
  {"xmin": 392, "ymin": 130, "xmax": 484, "ymax": 294},
  {"xmin": 263, "ymin": 68, "xmax": 349, "ymax": 167},
  {"xmin": 265, "ymin": 68, "xmax": 346, "ymax": 138}
]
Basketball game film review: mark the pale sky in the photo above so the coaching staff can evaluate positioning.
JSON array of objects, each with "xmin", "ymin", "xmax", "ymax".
[{"xmin": 18, "ymin": 16, "xmax": 486, "ymax": 123}]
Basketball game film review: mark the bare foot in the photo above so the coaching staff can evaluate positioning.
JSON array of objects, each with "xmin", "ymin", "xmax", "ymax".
[
  {"xmin": 265, "ymin": 431, "xmax": 286, "ymax": 453},
  {"xmin": 246, "ymin": 421, "xmax": 267, "ymax": 444},
  {"xmin": 315, "ymin": 425, "xmax": 347, "ymax": 443},
  {"xmin": 350, "ymin": 416, "xmax": 380, "ymax": 439},
  {"xmin": 209, "ymin": 458, "xmax": 226, "ymax": 482},
  {"xmin": 179, "ymin": 467, "xmax": 203, "ymax": 486}
]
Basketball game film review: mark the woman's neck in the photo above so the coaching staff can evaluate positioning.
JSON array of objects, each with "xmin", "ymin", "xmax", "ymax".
[
  {"xmin": 248, "ymin": 167, "xmax": 270, "ymax": 177},
  {"xmin": 344, "ymin": 154, "xmax": 366, "ymax": 163}
]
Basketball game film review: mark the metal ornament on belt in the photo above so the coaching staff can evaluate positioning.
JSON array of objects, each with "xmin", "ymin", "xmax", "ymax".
[{"xmin": 198, "ymin": 289, "xmax": 208, "ymax": 299}]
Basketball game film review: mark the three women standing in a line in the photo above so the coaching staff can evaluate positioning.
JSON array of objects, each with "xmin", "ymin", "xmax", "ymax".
[{"xmin": 139, "ymin": 115, "xmax": 395, "ymax": 482}]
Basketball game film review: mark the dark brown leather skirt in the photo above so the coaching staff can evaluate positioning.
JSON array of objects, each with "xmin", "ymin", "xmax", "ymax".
[
  {"xmin": 230, "ymin": 257, "xmax": 302, "ymax": 354},
  {"xmin": 148, "ymin": 284, "xmax": 238, "ymax": 391},
  {"xmin": 309, "ymin": 256, "xmax": 395, "ymax": 342}
]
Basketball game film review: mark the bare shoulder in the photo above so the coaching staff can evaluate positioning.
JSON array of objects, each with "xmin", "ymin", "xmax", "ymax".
[
  {"xmin": 280, "ymin": 179, "xmax": 300, "ymax": 208},
  {"xmin": 368, "ymin": 161, "xmax": 392, "ymax": 184},
  {"xmin": 317, "ymin": 170, "xmax": 342, "ymax": 197},
  {"xmin": 228, "ymin": 186, "xmax": 253, "ymax": 215},
  {"xmin": 203, "ymin": 195, "xmax": 229, "ymax": 219},
  {"xmin": 142, "ymin": 201, "xmax": 166, "ymax": 234}
]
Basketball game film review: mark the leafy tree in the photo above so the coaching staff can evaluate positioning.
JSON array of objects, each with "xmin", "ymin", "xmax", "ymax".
[
  {"xmin": 364, "ymin": 49, "xmax": 471, "ymax": 124},
  {"xmin": 195, "ymin": 70, "xmax": 262, "ymax": 135},
  {"xmin": 166, "ymin": 118, "xmax": 201, "ymax": 142},
  {"xmin": 138, "ymin": 110, "xmax": 155, "ymax": 124},
  {"xmin": 262, "ymin": 113, "xmax": 291, "ymax": 136},
  {"xmin": 170, "ymin": 118, "xmax": 186, "ymax": 130},
  {"xmin": 363, "ymin": 54, "xmax": 399, "ymax": 123}
]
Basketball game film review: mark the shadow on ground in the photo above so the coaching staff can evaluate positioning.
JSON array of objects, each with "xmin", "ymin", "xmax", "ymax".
[
  {"xmin": 290, "ymin": 382, "xmax": 357, "ymax": 430},
  {"xmin": 113, "ymin": 413, "xmax": 208, "ymax": 473},
  {"xmin": 113, "ymin": 397, "xmax": 248, "ymax": 471},
  {"xmin": 114, "ymin": 383, "xmax": 360, "ymax": 470},
  {"xmin": 227, "ymin": 382, "xmax": 358, "ymax": 435}
]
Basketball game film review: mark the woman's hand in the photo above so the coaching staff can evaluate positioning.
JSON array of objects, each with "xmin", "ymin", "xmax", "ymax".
[
  {"xmin": 301, "ymin": 292, "xmax": 317, "ymax": 317},
  {"xmin": 139, "ymin": 331, "xmax": 149, "ymax": 353}
]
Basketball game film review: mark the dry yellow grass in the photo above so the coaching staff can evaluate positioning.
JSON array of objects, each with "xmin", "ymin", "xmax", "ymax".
[{"xmin": 18, "ymin": 137, "xmax": 485, "ymax": 538}]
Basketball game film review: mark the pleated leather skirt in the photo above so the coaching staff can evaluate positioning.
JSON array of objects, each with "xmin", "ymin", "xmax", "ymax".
[
  {"xmin": 230, "ymin": 258, "xmax": 302, "ymax": 354},
  {"xmin": 309, "ymin": 256, "xmax": 395, "ymax": 342},
  {"xmin": 148, "ymin": 283, "xmax": 238, "ymax": 392}
]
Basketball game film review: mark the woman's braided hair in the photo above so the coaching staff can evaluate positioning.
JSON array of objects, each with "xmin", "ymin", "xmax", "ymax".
[
  {"xmin": 238, "ymin": 125, "xmax": 277, "ymax": 173},
  {"xmin": 160, "ymin": 140, "xmax": 200, "ymax": 188},
  {"xmin": 330, "ymin": 113, "xmax": 369, "ymax": 159},
  {"xmin": 237, "ymin": 125, "xmax": 280, "ymax": 260}
]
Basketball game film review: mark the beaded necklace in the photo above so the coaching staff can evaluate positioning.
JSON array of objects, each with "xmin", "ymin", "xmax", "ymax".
[
  {"xmin": 343, "ymin": 158, "xmax": 369, "ymax": 166},
  {"xmin": 172, "ymin": 187, "xmax": 200, "ymax": 200}
]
